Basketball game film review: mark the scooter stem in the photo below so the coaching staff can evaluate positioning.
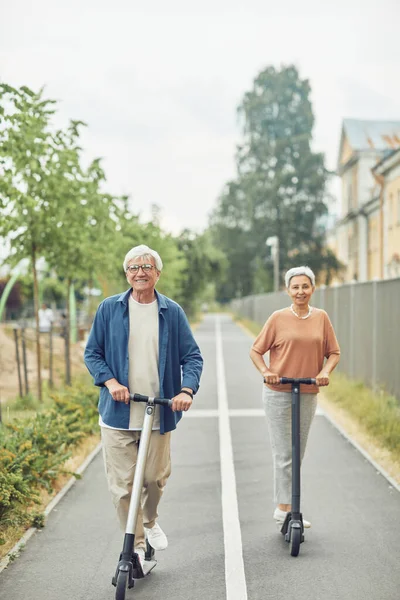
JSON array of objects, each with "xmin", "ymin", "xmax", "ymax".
[
  {"xmin": 291, "ymin": 384, "xmax": 301, "ymax": 515},
  {"xmin": 125, "ymin": 401, "xmax": 155, "ymax": 535}
]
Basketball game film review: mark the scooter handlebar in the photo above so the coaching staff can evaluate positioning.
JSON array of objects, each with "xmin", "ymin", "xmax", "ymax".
[
  {"xmin": 130, "ymin": 393, "xmax": 173, "ymax": 408},
  {"xmin": 280, "ymin": 377, "xmax": 317, "ymax": 385}
]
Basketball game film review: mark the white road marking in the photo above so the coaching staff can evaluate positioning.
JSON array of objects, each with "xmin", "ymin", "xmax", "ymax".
[
  {"xmin": 185, "ymin": 409, "xmax": 219, "ymax": 418},
  {"xmin": 229, "ymin": 408, "xmax": 264, "ymax": 417},
  {"xmin": 216, "ymin": 316, "xmax": 248, "ymax": 600},
  {"xmin": 187, "ymin": 406, "xmax": 324, "ymax": 418}
]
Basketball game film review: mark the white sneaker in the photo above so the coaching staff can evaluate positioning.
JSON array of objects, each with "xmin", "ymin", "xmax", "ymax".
[
  {"xmin": 135, "ymin": 547, "xmax": 145, "ymax": 565},
  {"xmin": 144, "ymin": 523, "xmax": 168, "ymax": 550},
  {"xmin": 273, "ymin": 507, "xmax": 311, "ymax": 528}
]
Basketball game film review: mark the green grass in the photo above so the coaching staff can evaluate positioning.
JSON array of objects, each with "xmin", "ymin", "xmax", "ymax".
[
  {"xmin": 1, "ymin": 374, "xmax": 93, "ymax": 424},
  {"xmin": 323, "ymin": 373, "xmax": 400, "ymax": 461}
]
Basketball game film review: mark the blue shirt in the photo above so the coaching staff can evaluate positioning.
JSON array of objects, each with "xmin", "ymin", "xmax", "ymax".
[{"xmin": 84, "ymin": 289, "xmax": 203, "ymax": 433}]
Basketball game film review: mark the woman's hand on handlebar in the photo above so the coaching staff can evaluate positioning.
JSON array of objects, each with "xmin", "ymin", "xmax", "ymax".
[
  {"xmin": 263, "ymin": 371, "xmax": 280, "ymax": 385},
  {"xmin": 315, "ymin": 371, "xmax": 330, "ymax": 387}
]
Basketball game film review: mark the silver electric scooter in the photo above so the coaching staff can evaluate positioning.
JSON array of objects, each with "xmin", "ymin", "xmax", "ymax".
[
  {"xmin": 112, "ymin": 393, "xmax": 172, "ymax": 599},
  {"xmin": 278, "ymin": 377, "xmax": 316, "ymax": 557}
]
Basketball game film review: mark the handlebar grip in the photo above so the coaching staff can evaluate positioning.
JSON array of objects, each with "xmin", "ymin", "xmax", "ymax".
[
  {"xmin": 160, "ymin": 398, "xmax": 174, "ymax": 408},
  {"xmin": 130, "ymin": 394, "xmax": 173, "ymax": 408},
  {"xmin": 279, "ymin": 378, "xmax": 317, "ymax": 385},
  {"xmin": 131, "ymin": 393, "xmax": 148, "ymax": 402}
]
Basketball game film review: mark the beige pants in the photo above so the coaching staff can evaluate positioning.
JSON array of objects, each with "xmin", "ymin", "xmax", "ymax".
[{"xmin": 101, "ymin": 427, "xmax": 171, "ymax": 549}]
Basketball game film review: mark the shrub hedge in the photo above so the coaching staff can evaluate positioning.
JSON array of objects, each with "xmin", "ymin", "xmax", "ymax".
[{"xmin": 0, "ymin": 381, "xmax": 99, "ymax": 546}]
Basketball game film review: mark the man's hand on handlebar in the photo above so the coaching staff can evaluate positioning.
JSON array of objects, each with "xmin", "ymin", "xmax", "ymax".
[
  {"xmin": 105, "ymin": 378, "xmax": 130, "ymax": 404},
  {"xmin": 172, "ymin": 390, "xmax": 193, "ymax": 412}
]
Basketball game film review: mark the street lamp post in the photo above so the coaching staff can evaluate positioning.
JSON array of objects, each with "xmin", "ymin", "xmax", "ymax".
[{"xmin": 266, "ymin": 236, "xmax": 280, "ymax": 292}]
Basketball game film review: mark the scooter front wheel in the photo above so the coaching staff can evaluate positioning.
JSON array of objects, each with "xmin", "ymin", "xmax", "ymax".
[
  {"xmin": 290, "ymin": 527, "xmax": 301, "ymax": 557},
  {"xmin": 115, "ymin": 569, "xmax": 130, "ymax": 600}
]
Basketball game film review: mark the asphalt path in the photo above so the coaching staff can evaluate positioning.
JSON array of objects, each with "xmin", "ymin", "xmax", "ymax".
[{"xmin": 1, "ymin": 314, "xmax": 399, "ymax": 600}]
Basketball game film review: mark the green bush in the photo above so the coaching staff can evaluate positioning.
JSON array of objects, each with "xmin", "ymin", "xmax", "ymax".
[
  {"xmin": 12, "ymin": 394, "xmax": 39, "ymax": 411},
  {"xmin": 0, "ymin": 380, "xmax": 99, "ymax": 541},
  {"xmin": 0, "ymin": 464, "xmax": 37, "ymax": 520}
]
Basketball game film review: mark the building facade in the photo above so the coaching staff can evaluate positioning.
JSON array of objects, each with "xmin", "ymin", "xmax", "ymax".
[
  {"xmin": 373, "ymin": 148, "xmax": 400, "ymax": 278},
  {"xmin": 334, "ymin": 119, "xmax": 400, "ymax": 282}
]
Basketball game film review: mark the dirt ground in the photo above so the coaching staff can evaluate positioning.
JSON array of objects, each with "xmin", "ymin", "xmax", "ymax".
[{"xmin": 0, "ymin": 324, "xmax": 88, "ymax": 403}]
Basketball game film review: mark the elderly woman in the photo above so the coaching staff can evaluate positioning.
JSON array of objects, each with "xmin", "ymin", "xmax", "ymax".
[{"xmin": 250, "ymin": 266, "xmax": 340, "ymax": 528}]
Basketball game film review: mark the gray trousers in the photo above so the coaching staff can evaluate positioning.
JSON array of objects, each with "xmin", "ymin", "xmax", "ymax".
[{"xmin": 263, "ymin": 388, "xmax": 317, "ymax": 505}]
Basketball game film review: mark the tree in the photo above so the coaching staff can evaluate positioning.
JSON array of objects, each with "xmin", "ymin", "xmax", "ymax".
[
  {"xmin": 210, "ymin": 65, "xmax": 342, "ymax": 300},
  {"xmin": 0, "ymin": 84, "xmax": 128, "ymax": 393},
  {"xmin": 176, "ymin": 230, "xmax": 227, "ymax": 316},
  {"xmin": 0, "ymin": 84, "xmax": 65, "ymax": 399},
  {"xmin": 42, "ymin": 131, "xmax": 129, "ymax": 382},
  {"xmin": 210, "ymin": 181, "xmax": 260, "ymax": 301}
]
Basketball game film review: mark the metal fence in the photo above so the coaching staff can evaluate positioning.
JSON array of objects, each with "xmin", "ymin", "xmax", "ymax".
[{"xmin": 231, "ymin": 278, "xmax": 400, "ymax": 401}]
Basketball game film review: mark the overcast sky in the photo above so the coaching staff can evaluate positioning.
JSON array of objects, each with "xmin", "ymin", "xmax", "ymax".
[{"xmin": 1, "ymin": 0, "xmax": 399, "ymax": 234}]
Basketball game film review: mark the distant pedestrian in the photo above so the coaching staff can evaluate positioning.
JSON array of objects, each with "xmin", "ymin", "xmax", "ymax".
[
  {"xmin": 38, "ymin": 303, "xmax": 54, "ymax": 333},
  {"xmin": 250, "ymin": 266, "xmax": 340, "ymax": 528}
]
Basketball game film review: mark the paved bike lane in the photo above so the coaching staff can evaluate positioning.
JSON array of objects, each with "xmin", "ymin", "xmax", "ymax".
[{"xmin": 1, "ymin": 314, "xmax": 399, "ymax": 600}]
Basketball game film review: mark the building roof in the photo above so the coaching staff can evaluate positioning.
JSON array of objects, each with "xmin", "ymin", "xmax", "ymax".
[
  {"xmin": 343, "ymin": 118, "xmax": 400, "ymax": 151},
  {"xmin": 372, "ymin": 147, "xmax": 400, "ymax": 175}
]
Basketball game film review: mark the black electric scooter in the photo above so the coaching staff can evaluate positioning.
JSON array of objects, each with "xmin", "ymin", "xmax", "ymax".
[
  {"xmin": 112, "ymin": 393, "xmax": 172, "ymax": 600},
  {"xmin": 278, "ymin": 377, "xmax": 316, "ymax": 557}
]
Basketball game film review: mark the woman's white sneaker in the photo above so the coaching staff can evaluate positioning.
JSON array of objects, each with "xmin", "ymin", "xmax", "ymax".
[
  {"xmin": 144, "ymin": 523, "xmax": 168, "ymax": 550},
  {"xmin": 273, "ymin": 508, "xmax": 311, "ymax": 528}
]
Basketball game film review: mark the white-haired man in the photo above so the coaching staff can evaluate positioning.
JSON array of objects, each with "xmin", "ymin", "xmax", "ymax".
[{"xmin": 84, "ymin": 244, "xmax": 203, "ymax": 565}]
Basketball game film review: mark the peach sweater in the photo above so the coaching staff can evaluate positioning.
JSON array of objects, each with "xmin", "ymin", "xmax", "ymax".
[{"xmin": 252, "ymin": 307, "xmax": 340, "ymax": 394}]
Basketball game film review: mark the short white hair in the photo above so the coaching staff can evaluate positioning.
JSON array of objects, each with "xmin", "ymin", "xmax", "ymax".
[
  {"xmin": 285, "ymin": 266, "xmax": 315, "ymax": 288},
  {"xmin": 123, "ymin": 244, "xmax": 163, "ymax": 272}
]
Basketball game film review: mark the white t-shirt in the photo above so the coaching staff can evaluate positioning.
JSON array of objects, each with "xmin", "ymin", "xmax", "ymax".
[
  {"xmin": 38, "ymin": 308, "xmax": 54, "ymax": 333},
  {"xmin": 100, "ymin": 296, "xmax": 160, "ymax": 431}
]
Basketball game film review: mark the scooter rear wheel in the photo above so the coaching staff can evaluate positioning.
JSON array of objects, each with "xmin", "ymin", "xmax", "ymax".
[
  {"xmin": 115, "ymin": 570, "xmax": 129, "ymax": 600},
  {"xmin": 290, "ymin": 527, "xmax": 301, "ymax": 557}
]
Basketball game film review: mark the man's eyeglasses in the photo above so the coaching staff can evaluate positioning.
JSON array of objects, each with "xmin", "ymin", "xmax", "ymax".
[{"xmin": 126, "ymin": 264, "xmax": 155, "ymax": 274}]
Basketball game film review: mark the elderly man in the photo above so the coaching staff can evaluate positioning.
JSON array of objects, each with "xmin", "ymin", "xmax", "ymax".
[{"xmin": 84, "ymin": 244, "xmax": 203, "ymax": 565}]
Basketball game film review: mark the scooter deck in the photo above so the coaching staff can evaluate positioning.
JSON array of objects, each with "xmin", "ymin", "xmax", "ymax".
[
  {"xmin": 142, "ymin": 560, "xmax": 157, "ymax": 576},
  {"xmin": 133, "ymin": 559, "xmax": 157, "ymax": 579}
]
